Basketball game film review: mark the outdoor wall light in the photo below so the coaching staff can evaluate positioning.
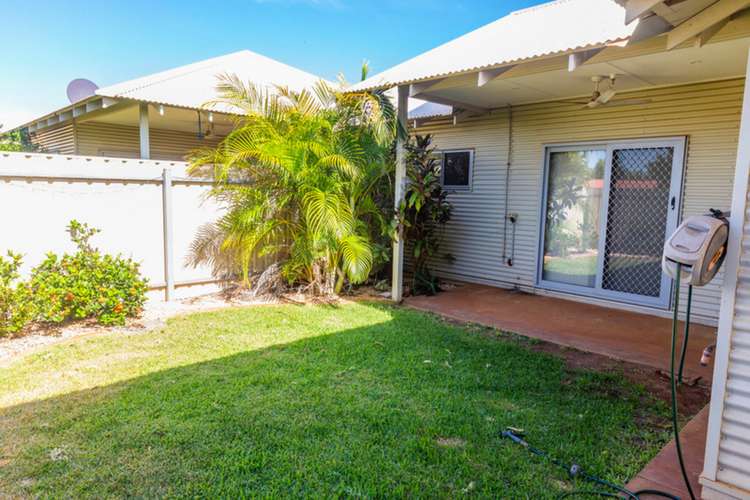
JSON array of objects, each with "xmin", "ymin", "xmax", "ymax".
[{"xmin": 159, "ymin": 104, "xmax": 164, "ymax": 116}]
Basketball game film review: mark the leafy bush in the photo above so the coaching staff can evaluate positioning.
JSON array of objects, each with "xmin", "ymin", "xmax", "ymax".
[
  {"xmin": 0, "ymin": 251, "xmax": 34, "ymax": 336},
  {"xmin": 0, "ymin": 127, "xmax": 38, "ymax": 152},
  {"xmin": 578, "ymin": 217, "xmax": 599, "ymax": 252},
  {"xmin": 30, "ymin": 221, "xmax": 148, "ymax": 326},
  {"xmin": 395, "ymin": 135, "xmax": 453, "ymax": 295},
  {"xmin": 545, "ymin": 224, "xmax": 579, "ymax": 258},
  {"xmin": 188, "ymin": 73, "xmax": 397, "ymax": 295}
]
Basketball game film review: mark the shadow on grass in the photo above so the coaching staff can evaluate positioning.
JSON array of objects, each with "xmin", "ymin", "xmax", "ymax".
[{"xmin": 0, "ymin": 302, "xmax": 670, "ymax": 498}]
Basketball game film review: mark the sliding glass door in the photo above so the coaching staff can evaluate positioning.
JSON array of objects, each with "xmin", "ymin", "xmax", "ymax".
[
  {"xmin": 542, "ymin": 149, "xmax": 606, "ymax": 288},
  {"xmin": 539, "ymin": 138, "xmax": 685, "ymax": 308}
]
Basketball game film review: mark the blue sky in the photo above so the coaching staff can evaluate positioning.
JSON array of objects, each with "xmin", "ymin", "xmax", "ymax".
[{"xmin": 1, "ymin": 0, "xmax": 541, "ymax": 130}]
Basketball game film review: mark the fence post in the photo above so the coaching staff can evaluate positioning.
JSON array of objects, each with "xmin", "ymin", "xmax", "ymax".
[{"xmin": 161, "ymin": 168, "xmax": 175, "ymax": 301}]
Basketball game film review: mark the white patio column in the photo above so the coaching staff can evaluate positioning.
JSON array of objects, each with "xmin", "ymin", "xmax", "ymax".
[
  {"xmin": 392, "ymin": 85, "xmax": 408, "ymax": 302},
  {"xmin": 701, "ymin": 47, "xmax": 750, "ymax": 498},
  {"xmin": 139, "ymin": 103, "xmax": 150, "ymax": 159}
]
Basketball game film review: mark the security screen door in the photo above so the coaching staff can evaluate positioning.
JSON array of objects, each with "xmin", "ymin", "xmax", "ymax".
[{"xmin": 539, "ymin": 138, "xmax": 685, "ymax": 308}]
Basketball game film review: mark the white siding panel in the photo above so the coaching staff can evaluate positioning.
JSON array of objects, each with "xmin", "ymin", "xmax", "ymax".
[
  {"xmin": 416, "ymin": 78, "xmax": 744, "ymax": 323},
  {"xmin": 30, "ymin": 122, "xmax": 76, "ymax": 155},
  {"xmin": 692, "ymin": 111, "xmax": 750, "ymax": 492},
  {"xmin": 77, "ymin": 121, "xmax": 221, "ymax": 161}
]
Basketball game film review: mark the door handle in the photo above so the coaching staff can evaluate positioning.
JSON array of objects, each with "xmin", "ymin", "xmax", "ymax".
[{"xmin": 670, "ymin": 196, "xmax": 676, "ymax": 210}]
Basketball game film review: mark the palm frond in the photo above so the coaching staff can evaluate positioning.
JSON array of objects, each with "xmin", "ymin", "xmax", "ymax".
[
  {"xmin": 188, "ymin": 67, "xmax": 397, "ymax": 294},
  {"xmin": 186, "ymin": 221, "xmax": 242, "ymax": 280},
  {"xmin": 303, "ymin": 189, "xmax": 355, "ymax": 237},
  {"xmin": 339, "ymin": 234, "xmax": 373, "ymax": 283}
]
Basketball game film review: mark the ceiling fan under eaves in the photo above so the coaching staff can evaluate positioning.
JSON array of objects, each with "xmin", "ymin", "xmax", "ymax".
[{"xmin": 565, "ymin": 75, "xmax": 652, "ymax": 109}]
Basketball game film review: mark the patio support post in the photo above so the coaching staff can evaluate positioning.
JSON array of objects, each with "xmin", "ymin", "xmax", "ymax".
[
  {"xmin": 702, "ymin": 47, "xmax": 750, "ymax": 485},
  {"xmin": 392, "ymin": 85, "xmax": 408, "ymax": 302},
  {"xmin": 139, "ymin": 103, "xmax": 150, "ymax": 159},
  {"xmin": 161, "ymin": 168, "xmax": 175, "ymax": 301}
]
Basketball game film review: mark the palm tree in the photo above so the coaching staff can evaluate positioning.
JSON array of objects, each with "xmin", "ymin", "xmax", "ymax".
[{"xmin": 188, "ymin": 71, "xmax": 398, "ymax": 295}]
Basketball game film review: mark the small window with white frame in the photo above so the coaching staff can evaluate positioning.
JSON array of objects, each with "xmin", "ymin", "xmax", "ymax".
[{"xmin": 440, "ymin": 149, "xmax": 473, "ymax": 190}]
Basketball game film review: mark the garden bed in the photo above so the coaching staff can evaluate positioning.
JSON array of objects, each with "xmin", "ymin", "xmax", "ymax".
[{"xmin": 0, "ymin": 290, "xmax": 274, "ymax": 363}]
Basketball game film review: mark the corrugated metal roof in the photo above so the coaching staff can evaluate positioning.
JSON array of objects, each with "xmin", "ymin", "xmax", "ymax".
[
  {"xmin": 96, "ymin": 50, "xmax": 326, "ymax": 111},
  {"xmin": 349, "ymin": 0, "xmax": 638, "ymax": 92}
]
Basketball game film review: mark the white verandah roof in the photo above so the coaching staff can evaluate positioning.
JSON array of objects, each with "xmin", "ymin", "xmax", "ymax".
[
  {"xmin": 350, "ymin": 0, "xmax": 638, "ymax": 93},
  {"xmin": 352, "ymin": 0, "xmax": 750, "ymax": 103}
]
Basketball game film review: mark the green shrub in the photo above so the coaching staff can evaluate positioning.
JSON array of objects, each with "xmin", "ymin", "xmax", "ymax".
[
  {"xmin": 394, "ymin": 135, "xmax": 453, "ymax": 295},
  {"xmin": 0, "ymin": 251, "xmax": 34, "ymax": 336},
  {"xmin": 545, "ymin": 224, "xmax": 579, "ymax": 258},
  {"xmin": 0, "ymin": 127, "xmax": 38, "ymax": 152},
  {"xmin": 30, "ymin": 220, "xmax": 148, "ymax": 326}
]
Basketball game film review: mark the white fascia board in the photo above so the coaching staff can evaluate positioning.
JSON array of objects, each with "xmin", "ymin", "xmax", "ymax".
[
  {"xmin": 411, "ymin": 93, "xmax": 487, "ymax": 113},
  {"xmin": 477, "ymin": 66, "xmax": 516, "ymax": 86},
  {"xmin": 625, "ymin": 0, "xmax": 664, "ymax": 25},
  {"xmin": 409, "ymin": 78, "xmax": 447, "ymax": 97},
  {"xmin": 627, "ymin": 14, "xmax": 673, "ymax": 45},
  {"xmin": 667, "ymin": 0, "xmax": 750, "ymax": 49},
  {"xmin": 568, "ymin": 48, "xmax": 605, "ymax": 71}
]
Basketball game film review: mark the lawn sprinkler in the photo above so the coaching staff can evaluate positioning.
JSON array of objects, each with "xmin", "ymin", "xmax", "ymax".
[{"xmin": 502, "ymin": 209, "xmax": 730, "ymax": 500}]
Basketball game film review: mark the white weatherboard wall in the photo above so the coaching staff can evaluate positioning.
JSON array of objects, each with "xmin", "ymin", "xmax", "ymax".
[
  {"xmin": 416, "ymin": 78, "xmax": 744, "ymax": 324},
  {"xmin": 702, "ymin": 172, "xmax": 750, "ymax": 498},
  {"xmin": 701, "ymin": 53, "xmax": 750, "ymax": 500},
  {"xmin": 0, "ymin": 152, "xmax": 223, "ymax": 300}
]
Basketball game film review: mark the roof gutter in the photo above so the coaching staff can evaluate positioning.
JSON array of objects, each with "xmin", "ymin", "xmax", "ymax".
[
  {"xmin": 11, "ymin": 95, "xmax": 118, "ymax": 134},
  {"xmin": 12, "ymin": 95, "xmax": 241, "ymax": 135},
  {"xmin": 94, "ymin": 94, "xmax": 243, "ymax": 117}
]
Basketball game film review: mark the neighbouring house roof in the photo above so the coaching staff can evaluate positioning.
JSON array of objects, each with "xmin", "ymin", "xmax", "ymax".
[
  {"xmin": 12, "ymin": 50, "xmax": 328, "ymax": 132},
  {"xmin": 96, "ymin": 50, "xmax": 326, "ymax": 112},
  {"xmin": 382, "ymin": 88, "xmax": 454, "ymax": 121},
  {"xmin": 349, "ymin": 0, "xmax": 639, "ymax": 92},
  {"xmin": 408, "ymin": 101, "xmax": 453, "ymax": 120},
  {"xmin": 586, "ymin": 178, "xmax": 659, "ymax": 190}
]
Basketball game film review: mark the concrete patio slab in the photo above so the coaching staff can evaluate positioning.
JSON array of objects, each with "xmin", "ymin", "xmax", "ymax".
[
  {"xmin": 405, "ymin": 283, "xmax": 716, "ymax": 383},
  {"xmin": 626, "ymin": 405, "xmax": 709, "ymax": 499}
]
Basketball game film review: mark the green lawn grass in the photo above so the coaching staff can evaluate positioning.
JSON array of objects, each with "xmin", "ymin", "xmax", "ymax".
[{"xmin": 0, "ymin": 302, "xmax": 670, "ymax": 498}]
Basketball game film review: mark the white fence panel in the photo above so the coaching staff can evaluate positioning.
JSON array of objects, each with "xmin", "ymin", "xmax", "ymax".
[{"xmin": 0, "ymin": 152, "xmax": 225, "ymax": 301}]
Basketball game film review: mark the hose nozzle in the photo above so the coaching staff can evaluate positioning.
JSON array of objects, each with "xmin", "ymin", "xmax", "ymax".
[
  {"xmin": 701, "ymin": 344, "xmax": 715, "ymax": 366},
  {"xmin": 501, "ymin": 427, "xmax": 528, "ymax": 447}
]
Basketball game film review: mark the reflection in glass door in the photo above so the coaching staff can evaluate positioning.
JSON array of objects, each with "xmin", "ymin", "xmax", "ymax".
[
  {"xmin": 539, "ymin": 139, "xmax": 684, "ymax": 308},
  {"xmin": 542, "ymin": 150, "xmax": 606, "ymax": 288}
]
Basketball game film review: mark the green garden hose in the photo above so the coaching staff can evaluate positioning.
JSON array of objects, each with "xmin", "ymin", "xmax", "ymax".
[
  {"xmin": 677, "ymin": 284, "xmax": 693, "ymax": 385},
  {"xmin": 502, "ymin": 263, "xmax": 696, "ymax": 500},
  {"xmin": 502, "ymin": 427, "xmax": 680, "ymax": 499},
  {"xmin": 670, "ymin": 266, "xmax": 696, "ymax": 500}
]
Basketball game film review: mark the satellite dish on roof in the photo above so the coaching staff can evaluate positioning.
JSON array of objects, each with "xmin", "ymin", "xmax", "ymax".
[{"xmin": 66, "ymin": 78, "xmax": 99, "ymax": 103}]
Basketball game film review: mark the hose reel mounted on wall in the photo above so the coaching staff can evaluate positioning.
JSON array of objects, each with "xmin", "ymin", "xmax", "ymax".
[{"xmin": 662, "ymin": 210, "xmax": 729, "ymax": 286}]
